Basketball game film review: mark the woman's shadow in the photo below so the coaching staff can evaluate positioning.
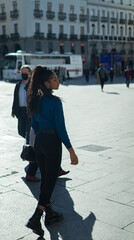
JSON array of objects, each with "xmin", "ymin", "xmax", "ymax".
[{"xmin": 22, "ymin": 176, "xmax": 96, "ymax": 240}]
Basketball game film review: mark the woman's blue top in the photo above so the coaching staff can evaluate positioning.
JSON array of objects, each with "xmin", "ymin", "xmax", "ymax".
[{"xmin": 31, "ymin": 89, "xmax": 72, "ymax": 149}]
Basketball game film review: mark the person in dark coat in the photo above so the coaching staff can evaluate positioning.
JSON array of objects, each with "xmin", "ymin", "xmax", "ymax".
[
  {"xmin": 11, "ymin": 65, "xmax": 40, "ymax": 182},
  {"xmin": 84, "ymin": 66, "xmax": 90, "ymax": 83},
  {"xmin": 97, "ymin": 64, "xmax": 108, "ymax": 92},
  {"xmin": 109, "ymin": 67, "xmax": 114, "ymax": 83}
]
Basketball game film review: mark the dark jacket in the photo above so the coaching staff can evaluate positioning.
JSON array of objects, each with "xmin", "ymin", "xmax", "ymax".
[{"xmin": 12, "ymin": 79, "xmax": 30, "ymax": 118}]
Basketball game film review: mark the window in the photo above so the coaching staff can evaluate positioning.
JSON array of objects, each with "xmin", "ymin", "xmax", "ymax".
[
  {"xmin": 120, "ymin": 12, "xmax": 123, "ymax": 19},
  {"xmin": 2, "ymin": 25, "xmax": 6, "ymax": 34},
  {"xmin": 129, "ymin": 13, "xmax": 132, "ymax": 20},
  {"xmin": 80, "ymin": 26, "xmax": 84, "ymax": 35},
  {"xmin": 59, "ymin": 3, "xmax": 63, "ymax": 12},
  {"xmin": 102, "ymin": 10, "xmax": 105, "ymax": 17},
  {"xmin": 129, "ymin": 27, "xmax": 132, "ymax": 37},
  {"xmin": 59, "ymin": 25, "xmax": 63, "ymax": 34},
  {"xmin": 91, "ymin": 24, "xmax": 95, "ymax": 35},
  {"xmin": 48, "ymin": 42, "xmax": 53, "ymax": 53},
  {"xmin": 47, "ymin": 2, "xmax": 52, "ymax": 11},
  {"xmin": 35, "ymin": 23, "xmax": 40, "ymax": 32},
  {"xmin": 120, "ymin": 26, "xmax": 123, "ymax": 37},
  {"xmin": 102, "ymin": 25, "xmax": 105, "ymax": 35},
  {"xmin": 111, "ymin": 12, "xmax": 114, "ymax": 18},
  {"xmin": 111, "ymin": 26, "xmax": 114, "ymax": 36},
  {"xmin": 70, "ymin": 5, "xmax": 74, "ymax": 14},
  {"xmin": 13, "ymin": 1, "xmax": 17, "ymax": 10},
  {"xmin": 91, "ymin": 9, "xmax": 95, "ymax": 16},
  {"xmin": 35, "ymin": 0, "xmax": 40, "ymax": 10},
  {"xmin": 120, "ymin": 0, "xmax": 123, "ymax": 4},
  {"xmin": 36, "ymin": 41, "xmax": 42, "ymax": 51},
  {"xmin": 1, "ymin": 4, "xmax": 5, "ymax": 13},
  {"xmin": 70, "ymin": 25, "xmax": 74, "ymax": 34},
  {"xmin": 48, "ymin": 24, "xmax": 52, "ymax": 33},
  {"xmin": 129, "ymin": 0, "xmax": 132, "ymax": 6},
  {"xmin": 111, "ymin": 0, "xmax": 114, "ymax": 2},
  {"xmin": 14, "ymin": 23, "xmax": 18, "ymax": 33},
  {"xmin": 80, "ymin": 7, "xmax": 84, "ymax": 15}
]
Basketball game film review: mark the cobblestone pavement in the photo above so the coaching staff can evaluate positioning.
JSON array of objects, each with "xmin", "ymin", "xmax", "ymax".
[{"xmin": 0, "ymin": 78, "xmax": 134, "ymax": 240}]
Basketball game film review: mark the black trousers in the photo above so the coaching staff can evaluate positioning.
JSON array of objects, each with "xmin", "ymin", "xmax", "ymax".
[
  {"xmin": 18, "ymin": 107, "xmax": 31, "ymax": 143},
  {"xmin": 34, "ymin": 129, "xmax": 62, "ymax": 207},
  {"xmin": 18, "ymin": 107, "xmax": 38, "ymax": 176}
]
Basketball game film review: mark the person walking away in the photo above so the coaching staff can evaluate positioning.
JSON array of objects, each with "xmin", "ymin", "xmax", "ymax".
[
  {"xmin": 109, "ymin": 67, "xmax": 114, "ymax": 83},
  {"xmin": 11, "ymin": 65, "xmax": 39, "ymax": 182},
  {"xmin": 125, "ymin": 66, "xmax": 130, "ymax": 88},
  {"xmin": 97, "ymin": 64, "xmax": 108, "ymax": 92},
  {"xmin": 26, "ymin": 66, "xmax": 78, "ymax": 237},
  {"xmin": 84, "ymin": 66, "xmax": 90, "ymax": 84}
]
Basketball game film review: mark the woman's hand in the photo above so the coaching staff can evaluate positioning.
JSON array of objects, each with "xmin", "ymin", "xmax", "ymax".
[
  {"xmin": 68, "ymin": 147, "xmax": 78, "ymax": 165},
  {"xmin": 70, "ymin": 152, "xmax": 78, "ymax": 165}
]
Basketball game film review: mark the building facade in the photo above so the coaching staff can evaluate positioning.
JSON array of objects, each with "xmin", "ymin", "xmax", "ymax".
[{"xmin": 0, "ymin": 0, "xmax": 134, "ymax": 73}]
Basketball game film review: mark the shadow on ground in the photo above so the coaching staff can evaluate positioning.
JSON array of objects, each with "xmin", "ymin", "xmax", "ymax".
[{"xmin": 22, "ymin": 176, "xmax": 96, "ymax": 240}]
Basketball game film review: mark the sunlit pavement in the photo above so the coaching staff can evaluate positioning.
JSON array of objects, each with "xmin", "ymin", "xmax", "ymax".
[{"xmin": 0, "ymin": 77, "xmax": 134, "ymax": 240}]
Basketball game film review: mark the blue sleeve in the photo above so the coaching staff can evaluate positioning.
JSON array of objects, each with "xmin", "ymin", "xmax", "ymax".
[
  {"xmin": 54, "ymin": 100, "xmax": 72, "ymax": 149},
  {"xmin": 31, "ymin": 115, "xmax": 39, "ymax": 135}
]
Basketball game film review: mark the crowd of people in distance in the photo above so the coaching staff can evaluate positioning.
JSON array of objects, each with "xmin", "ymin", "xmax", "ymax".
[{"xmin": 54, "ymin": 66, "xmax": 69, "ymax": 84}]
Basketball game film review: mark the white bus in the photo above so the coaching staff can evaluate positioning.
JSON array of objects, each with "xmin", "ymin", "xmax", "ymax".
[{"xmin": 2, "ymin": 51, "xmax": 83, "ymax": 81}]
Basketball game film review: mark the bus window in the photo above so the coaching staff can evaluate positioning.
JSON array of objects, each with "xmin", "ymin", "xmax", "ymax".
[
  {"xmin": 64, "ymin": 57, "xmax": 70, "ymax": 64},
  {"xmin": 17, "ymin": 61, "xmax": 22, "ymax": 70},
  {"xmin": 3, "ymin": 56, "xmax": 16, "ymax": 69}
]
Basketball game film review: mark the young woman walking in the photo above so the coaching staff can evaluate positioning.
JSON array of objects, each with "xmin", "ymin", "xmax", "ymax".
[{"xmin": 26, "ymin": 65, "xmax": 78, "ymax": 237}]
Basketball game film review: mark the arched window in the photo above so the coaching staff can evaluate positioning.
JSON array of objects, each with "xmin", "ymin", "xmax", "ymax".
[
  {"xmin": 91, "ymin": 24, "xmax": 95, "ymax": 35},
  {"xmin": 102, "ymin": 25, "xmax": 105, "ymax": 36},
  {"xmin": 129, "ymin": 27, "xmax": 132, "ymax": 37},
  {"xmin": 120, "ymin": 26, "xmax": 123, "ymax": 38},
  {"xmin": 111, "ymin": 26, "xmax": 114, "ymax": 36}
]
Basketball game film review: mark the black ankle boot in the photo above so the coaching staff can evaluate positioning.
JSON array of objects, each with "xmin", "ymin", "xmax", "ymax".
[
  {"xmin": 45, "ymin": 205, "xmax": 64, "ymax": 226},
  {"xmin": 26, "ymin": 208, "xmax": 44, "ymax": 237}
]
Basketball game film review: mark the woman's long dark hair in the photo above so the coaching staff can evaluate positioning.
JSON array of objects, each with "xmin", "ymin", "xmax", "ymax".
[{"xmin": 27, "ymin": 65, "xmax": 55, "ymax": 116}]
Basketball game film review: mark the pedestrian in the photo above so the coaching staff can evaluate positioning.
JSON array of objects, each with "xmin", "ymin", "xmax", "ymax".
[
  {"xmin": 26, "ymin": 66, "xmax": 78, "ymax": 237},
  {"xmin": 109, "ymin": 67, "xmax": 114, "ymax": 83},
  {"xmin": 97, "ymin": 64, "xmax": 108, "ymax": 92},
  {"xmin": 124, "ymin": 66, "xmax": 131, "ymax": 88},
  {"xmin": 11, "ymin": 65, "xmax": 40, "ymax": 182},
  {"xmin": 84, "ymin": 66, "xmax": 90, "ymax": 84}
]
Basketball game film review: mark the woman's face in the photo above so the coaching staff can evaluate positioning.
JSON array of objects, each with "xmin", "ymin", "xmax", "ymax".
[{"xmin": 45, "ymin": 73, "xmax": 59, "ymax": 90}]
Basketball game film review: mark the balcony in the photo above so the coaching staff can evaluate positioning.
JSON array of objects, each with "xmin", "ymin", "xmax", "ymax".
[
  {"xmin": 119, "ymin": 18, "xmax": 126, "ymax": 24},
  {"xmin": 0, "ymin": 12, "xmax": 6, "ymax": 20},
  {"xmin": 10, "ymin": 10, "xmax": 19, "ymax": 19},
  {"xmin": 0, "ymin": 34, "xmax": 8, "ymax": 42},
  {"xmin": 34, "ymin": 32, "xmax": 44, "ymax": 39},
  {"xmin": 47, "ymin": 33, "xmax": 56, "ymax": 39},
  {"xmin": 69, "ymin": 14, "xmax": 77, "ymax": 21},
  {"xmin": 90, "ymin": 16, "xmax": 98, "ymax": 22},
  {"xmin": 89, "ymin": 35, "xmax": 100, "ymax": 40},
  {"xmin": 34, "ymin": 9, "xmax": 43, "ymax": 18},
  {"xmin": 10, "ymin": 33, "xmax": 20, "ymax": 40},
  {"xmin": 109, "ymin": 36, "xmax": 114, "ymax": 40},
  {"xmin": 110, "ymin": 17, "xmax": 117, "ymax": 23},
  {"xmin": 127, "ymin": 37, "xmax": 134, "ymax": 41},
  {"xmin": 128, "ymin": 20, "xmax": 134, "ymax": 25},
  {"xmin": 58, "ymin": 12, "xmax": 66, "ymax": 20},
  {"xmin": 80, "ymin": 35, "xmax": 88, "ymax": 40},
  {"xmin": 59, "ymin": 33, "xmax": 67, "ymax": 39},
  {"xmin": 118, "ymin": 36, "xmax": 126, "ymax": 41},
  {"xmin": 46, "ymin": 11, "xmax": 55, "ymax": 19},
  {"xmin": 79, "ymin": 14, "xmax": 87, "ymax": 22},
  {"xmin": 70, "ymin": 34, "xmax": 78, "ymax": 40},
  {"xmin": 101, "ymin": 17, "xmax": 108, "ymax": 22}
]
